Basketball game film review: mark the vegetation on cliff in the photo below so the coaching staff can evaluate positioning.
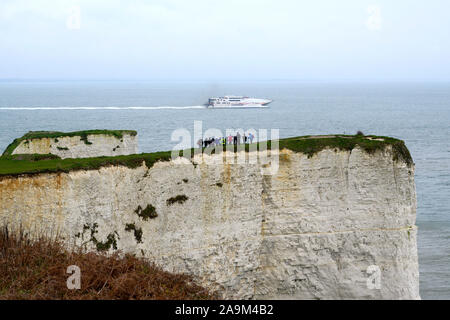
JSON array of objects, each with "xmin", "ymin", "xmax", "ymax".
[
  {"xmin": 0, "ymin": 151, "xmax": 172, "ymax": 176},
  {"xmin": 134, "ymin": 204, "xmax": 158, "ymax": 220},
  {"xmin": 0, "ymin": 134, "xmax": 413, "ymax": 176},
  {"xmin": 2, "ymin": 130, "xmax": 137, "ymax": 156},
  {"xmin": 1, "ymin": 154, "xmax": 61, "ymax": 161},
  {"xmin": 167, "ymin": 195, "xmax": 189, "ymax": 206},
  {"xmin": 0, "ymin": 228, "xmax": 217, "ymax": 300},
  {"xmin": 272, "ymin": 135, "xmax": 413, "ymax": 165}
]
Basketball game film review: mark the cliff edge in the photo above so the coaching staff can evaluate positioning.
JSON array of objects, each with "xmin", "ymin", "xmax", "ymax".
[{"xmin": 0, "ymin": 135, "xmax": 419, "ymax": 299}]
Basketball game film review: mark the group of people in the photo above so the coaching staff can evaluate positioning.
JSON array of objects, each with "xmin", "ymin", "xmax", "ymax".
[{"xmin": 197, "ymin": 132, "xmax": 255, "ymax": 148}]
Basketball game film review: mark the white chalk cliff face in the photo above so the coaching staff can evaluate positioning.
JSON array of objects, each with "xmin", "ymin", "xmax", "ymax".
[
  {"xmin": 0, "ymin": 147, "xmax": 419, "ymax": 299},
  {"xmin": 11, "ymin": 133, "xmax": 138, "ymax": 159}
]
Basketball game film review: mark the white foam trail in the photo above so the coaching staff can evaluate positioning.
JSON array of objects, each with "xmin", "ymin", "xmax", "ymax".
[{"xmin": 0, "ymin": 106, "xmax": 206, "ymax": 110}]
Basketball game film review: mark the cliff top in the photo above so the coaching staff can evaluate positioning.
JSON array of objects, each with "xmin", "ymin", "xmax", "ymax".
[
  {"xmin": 2, "ymin": 130, "xmax": 138, "ymax": 156},
  {"xmin": 0, "ymin": 134, "xmax": 413, "ymax": 177}
]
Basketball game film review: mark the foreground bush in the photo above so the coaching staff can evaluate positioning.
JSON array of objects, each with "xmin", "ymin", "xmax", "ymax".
[{"xmin": 0, "ymin": 228, "xmax": 217, "ymax": 300}]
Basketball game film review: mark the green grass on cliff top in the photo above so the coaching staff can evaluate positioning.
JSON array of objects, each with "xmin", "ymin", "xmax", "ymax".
[
  {"xmin": 2, "ymin": 130, "xmax": 138, "ymax": 156},
  {"xmin": 0, "ymin": 134, "xmax": 413, "ymax": 177}
]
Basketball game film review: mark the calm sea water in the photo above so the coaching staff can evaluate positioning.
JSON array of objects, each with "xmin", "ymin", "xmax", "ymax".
[{"xmin": 0, "ymin": 81, "xmax": 449, "ymax": 299}]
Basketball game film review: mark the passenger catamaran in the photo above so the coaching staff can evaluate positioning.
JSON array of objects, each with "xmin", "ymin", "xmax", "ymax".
[{"xmin": 206, "ymin": 96, "xmax": 272, "ymax": 108}]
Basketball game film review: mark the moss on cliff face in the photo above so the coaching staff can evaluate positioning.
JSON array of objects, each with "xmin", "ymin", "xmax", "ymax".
[
  {"xmin": 0, "ymin": 134, "xmax": 413, "ymax": 177},
  {"xmin": 135, "ymin": 205, "xmax": 158, "ymax": 220},
  {"xmin": 79, "ymin": 223, "xmax": 120, "ymax": 252},
  {"xmin": 125, "ymin": 223, "xmax": 143, "ymax": 243},
  {"xmin": 166, "ymin": 195, "xmax": 189, "ymax": 206},
  {"xmin": 2, "ymin": 130, "xmax": 137, "ymax": 156}
]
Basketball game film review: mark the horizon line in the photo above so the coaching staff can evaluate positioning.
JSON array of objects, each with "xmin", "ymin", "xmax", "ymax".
[{"xmin": 1, "ymin": 78, "xmax": 450, "ymax": 83}]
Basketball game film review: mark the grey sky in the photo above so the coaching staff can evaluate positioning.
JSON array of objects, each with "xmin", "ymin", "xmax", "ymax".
[{"xmin": 0, "ymin": 0, "xmax": 449, "ymax": 81}]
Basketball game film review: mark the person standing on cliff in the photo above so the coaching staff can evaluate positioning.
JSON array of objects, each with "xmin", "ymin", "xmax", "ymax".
[{"xmin": 248, "ymin": 133, "xmax": 254, "ymax": 144}]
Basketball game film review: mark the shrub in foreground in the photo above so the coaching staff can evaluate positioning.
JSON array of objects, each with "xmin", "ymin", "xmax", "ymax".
[{"xmin": 0, "ymin": 228, "xmax": 217, "ymax": 300}]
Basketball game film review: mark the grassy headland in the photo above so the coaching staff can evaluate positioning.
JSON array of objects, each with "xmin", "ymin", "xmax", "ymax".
[
  {"xmin": 2, "ymin": 130, "xmax": 137, "ymax": 156},
  {"xmin": 0, "ymin": 134, "xmax": 413, "ymax": 177}
]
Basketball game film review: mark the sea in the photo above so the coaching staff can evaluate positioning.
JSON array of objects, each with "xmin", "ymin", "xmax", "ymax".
[{"xmin": 0, "ymin": 80, "xmax": 448, "ymax": 299}]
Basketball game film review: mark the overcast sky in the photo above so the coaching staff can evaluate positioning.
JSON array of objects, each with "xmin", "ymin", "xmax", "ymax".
[{"xmin": 0, "ymin": 0, "xmax": 449, "ymax": 81}]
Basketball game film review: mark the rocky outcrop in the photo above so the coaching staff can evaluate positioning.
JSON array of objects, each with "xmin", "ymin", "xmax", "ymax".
[
  {"xmin": 6, "ymin": 131, "xmax": 138, "ymax": 159},
  {"xmin": 0, "ymin": 146, "xmax": 419, "ymax": 299}
]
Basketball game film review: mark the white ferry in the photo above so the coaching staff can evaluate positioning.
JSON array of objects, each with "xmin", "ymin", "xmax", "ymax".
[{"xmin": 206, "ymin": 96, "xmax": 272, "ymax": 108}]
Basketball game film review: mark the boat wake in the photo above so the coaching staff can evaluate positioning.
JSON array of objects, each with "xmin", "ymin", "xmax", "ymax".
[{"xmin": 0, "ymin": 106, "xmax": 207, "ymax": 110}]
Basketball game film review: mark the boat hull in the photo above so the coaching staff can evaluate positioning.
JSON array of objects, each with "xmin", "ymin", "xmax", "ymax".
[{"xmin": 206, "ymin": 104, "xmax": 270, "ymax": 109}]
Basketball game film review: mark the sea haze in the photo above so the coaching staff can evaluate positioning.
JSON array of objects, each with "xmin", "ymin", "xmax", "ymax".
[{"xmin": 0, "ymin": 80, "xmax": 449, "ymax": 299}]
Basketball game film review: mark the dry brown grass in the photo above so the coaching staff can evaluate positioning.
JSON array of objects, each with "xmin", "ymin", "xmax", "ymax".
[{"xmin": 0, "ymin": 227, "xmax": 218, "ymax": 300}]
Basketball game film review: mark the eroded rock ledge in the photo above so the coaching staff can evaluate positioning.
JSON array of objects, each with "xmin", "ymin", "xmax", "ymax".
[{"xmin": 2, "ymin": 130, "xmax": 138, "ymax": 159}]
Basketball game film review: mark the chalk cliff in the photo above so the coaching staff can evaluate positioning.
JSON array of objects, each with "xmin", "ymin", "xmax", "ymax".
[
  {"xmin": 4, "ymin": 130, "xmax": 138, "ymax": 159},
  {"xmin": 0, "ymin": 141, "xmax": 419, "ymax": 299}
]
